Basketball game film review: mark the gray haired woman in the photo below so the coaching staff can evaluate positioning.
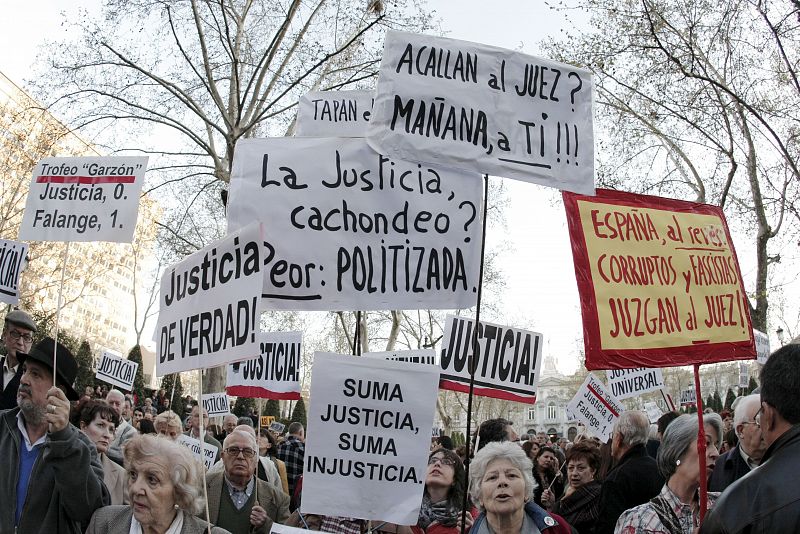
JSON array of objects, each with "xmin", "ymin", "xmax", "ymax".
[
  {"xmin": 85, "ymin": 434, "xmax": 230, "ymax": 534},
  {"xmin": 468, "ymin": 441, "xmax": 573, "ymax": 534},
  {"xmin": 615, "ymin": 413, "xmax": 723, "ymax": 534}
]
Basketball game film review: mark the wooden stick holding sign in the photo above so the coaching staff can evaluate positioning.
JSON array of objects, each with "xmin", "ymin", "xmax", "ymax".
[
  {"xmin": 694, "ymin": 364, "xmax": 708, "ymax": 522},
  {"xmin": 52, "ymin": 241, "xmax": 70, "ymax": 387}
]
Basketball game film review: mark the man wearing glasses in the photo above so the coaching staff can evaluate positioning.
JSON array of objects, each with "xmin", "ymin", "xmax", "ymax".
[
  {"xmin": 205, "ymin": 429, "xmax": 290, "ymax": 533},
  {"xmin": 0, "ymin": 310, "xmax": 36, "ymax": 410},
  {"xmin": 701, "ymin": 343, "xmax": 800, "ymax": 533},
  {"xmin": 708, "ymin": 394, "xmax": 765, "ymax": 492}
]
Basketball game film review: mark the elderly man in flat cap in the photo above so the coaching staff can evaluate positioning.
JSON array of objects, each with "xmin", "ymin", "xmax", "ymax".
[
  {"xmin": 0, "ymin": 336, "xmax": 109, "ymax": 533},
  {"xmin": 0, "ymin": 309, "xmax": 37, "ymax": 410}
]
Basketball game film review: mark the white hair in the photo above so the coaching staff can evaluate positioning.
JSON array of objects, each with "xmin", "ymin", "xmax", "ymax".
[
  {"xmin": 468, "ymin": 441, "xmax": 536, "ymax": 513},
  {"xmin": 614, "ymin": 411, "xmax": 650, "ymax": 447},
  {"xmin": 733, "ymin": 394, "xmax": 761, "ymax": 437},
  {"xmin": 223, "ymin": 429, "xmax": 257, "ymax": 451}
]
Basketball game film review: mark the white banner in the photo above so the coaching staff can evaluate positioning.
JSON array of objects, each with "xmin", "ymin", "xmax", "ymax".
[
  {"xmin": 643, "ymin": 401, "xmax": 663, "ymax": 424},
  {"xmin": 605, "ymin": 368, "xmax": 665, "ymax": 400},
  {"xmin": 438, "ymin": 315, "xmax": 542, "ymax": 404},
  {"xmin": 19, "ymin": 156, "xmax": 148, "ymax": 243},
  {"xmin": 0, "ymin": 239, "xmax": 28, "ymax": 304},
  {"xmin": 302, "ymin": 352, "xmax": 439, "ymax": 524},
  {"xmin": 296, "ymin": 90, "xmax": 374, "ymax": 137},
  {"xmin": 202, "ymin": 392, "xmax": 230, "ymax": 418},
  {"xmin": 177, "ymin": 434, "xmax": 218, "ymax": 471},
  {"xmin": 155, "ymin": 222, "xmax": 264, "ymax": 376},
  {"xmin": 363, "ymin": 349, "xmax": 437, "ymax": 366},
  {"xmin": 367, "ymin": 31, "xmax": 594, "ymax": 194},
  {"xmin": 226, "ymin": 331, "xmax": 302, "ymax": 400},
  {"xmin": 271, "ymin": 524, "xmax": 315, "ymax": 534},
  {"xmin": 679, "ymin": 387, "xmax": 696, "ymax": 406},
  {"xmin": 227, "ymin": 137, "xmax": 483, "ymax": 311},
  {"xmin": 754, "ymin": 329, "xmax": 771, "ymax": 364},
  {"xmin": 95, "ymin": 350, "xmax": 138, "ymax": 391},
  {"xmin": 738, "ymin": 362, "xmax": 749, "ymax": 389},
  {"xmin": 566, "ymin": 374, "xmax": 623, "ymax": 442}
]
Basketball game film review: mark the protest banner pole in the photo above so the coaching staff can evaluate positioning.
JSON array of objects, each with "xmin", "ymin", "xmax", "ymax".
[
  {"xmin": 198, "ymin": 369, "xmax": 212, "ymax": 534},
  {"xmin": 169, "ymin": 374, "xmax": 177, "ymax": 412},
  {"xmin": 693, "ymin": 363, "xmax": 708, "ymax": 521},
  {"xmin": 354, "ymin": 311, "xmax": 362, "ymax": 356},
  {"xmin": 460, "ymin": 175, "xmax": 490, "ymax": 534},
  {"xmin": 52, "ymin": 241, "xmax": 71, "ymax": 387},
  {"xmin": 255, "ymin": 397, "xmax": 262, "ymax": 504}
]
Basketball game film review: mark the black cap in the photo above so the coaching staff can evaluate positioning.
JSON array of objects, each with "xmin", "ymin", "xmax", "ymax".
[{"xmin": 17, "ymin": 337, "xmax": 79, "ymax": 400}]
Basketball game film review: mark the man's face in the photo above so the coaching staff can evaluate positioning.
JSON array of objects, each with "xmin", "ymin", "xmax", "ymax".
[
  {"xmin": 122, "ymin": 400, "xmax": 132, "ymax": 419},
  {"xmin": 106, "ymin": 392, "xmax": 124, "ymax": 417},
  {"xmin": 17, "ymin": 360, "xmax": 53, "ymax": 422},
  {"xmin": 191, "ymin": 408, "xmax": 209, "ymax": 430},
  {"xmin": 224, "ymin": 416, "xmax": 237, "ymax": 434},
  {"xmin": 223, "ymin": 433, "xmax": 258, "ymax": 480},
  {"xmin": 144, "ymin": 398, "xmax": 152, "ymax": 407},
  {"xmin": 133, "ymin": 410, "xmax": 143, "ymax": 424},
  {"xmin": 738, "ymin": 402, "xmax": 767, "ymax": 462},
  {"xmin": 2, "ymin": 324, "xmax": 34, "ymax": 360}
]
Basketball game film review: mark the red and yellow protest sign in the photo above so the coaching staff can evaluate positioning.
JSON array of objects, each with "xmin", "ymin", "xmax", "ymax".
[{"xmin": 563, "ymin": 189, "xmax": 755, "ymax": 370}]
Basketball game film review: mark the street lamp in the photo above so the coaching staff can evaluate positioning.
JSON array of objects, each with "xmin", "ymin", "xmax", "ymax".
[{"xmin": 777, "ymin": 327, "xmax": 785, "ymax": 346}]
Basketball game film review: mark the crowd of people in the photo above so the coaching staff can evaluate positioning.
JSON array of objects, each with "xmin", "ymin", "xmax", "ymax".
[{"xmin": 2, "ymin": 307, "xmax": 799, "ymax": 533}]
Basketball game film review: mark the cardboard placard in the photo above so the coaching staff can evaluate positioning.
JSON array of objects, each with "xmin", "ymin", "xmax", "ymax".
[
  {"xmin": 177, "ymin": 434, "xmax": 218, "ymax": 470},
  {"xmin": 269, "ymin": 421, "xmax": 285, "ymax": 434},
  {"xmin": 367, "ymin": 31, "xmax": 594, "ymax": 194},
  {"xmin": 19, "ymin": 156, "xmax": 148, "ymax": 243},
  {"xmin": 565, "ymin": 374, "xmax": 624, "ymax": 441},
  {"xmin": 227, "ymin": 137, "xmax": 483, "ymax": 311},
  {"xmin": 680, "ymin": 388, "xmax": 697, "ymax": 407},
  {"xmin": 563, "ymin": 189, "xmax": 756, "ymax": 369},
  {"xmin": 95, "ymin": 350, "xmax": 138, "ymax": 391},
  {"xmin": 155, "ymin": 222, "xmax": 264, "ymax": 376},
  {"xmin": 201, "ymin": 392, "xmax": 230, "ymax": 418},
  {"xmin": 226, "ymin": 331, "xmax": 302, "ymax": 400},
  {"xmin": 605, "ymin": 367, "xmax": 665, "ymax": 400},
  {"xmin": 296, "ymin": 90, "xmax": 374, "ymax": 137},
  {"xmin": 301, "ymin": 352, "xmax": 439, "ymax": 524},
  {"xmin": 0, "ymin": 239, "xmax": 28, "ymax": 304},
  {"xmin": 754, "ymin": 329, "xmax": 771, "ymax": 365},
  {"xmin": 644, "ymin": 401, "xmax": 663, "ymax": 424},
  {"xmin": 363, "ymin": 349, "xmax": 437, "ymax": 366},
  {"xmin": 270, "ymin": 524, "xmax": 315, "ymax": 534},
  {"xmin": 438, "ymin": 315, "xmax": 542, "ymax": 404}
]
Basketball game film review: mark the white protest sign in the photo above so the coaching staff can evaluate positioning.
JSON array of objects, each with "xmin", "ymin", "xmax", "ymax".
[
  {"xmin": 95, "ymin": 350, "xmax": 138, "ymax": 391},
  {"xmin": 739, "ymin": 362, "xmax": 749, "ymax": 389},
  {"xmin": 302, "ymin": 352, "xmax": 439, "ymax": 524},
  {"xmin": 296, "ymin": 90, "xmax": 374, "ymax": 137},
  {"xmin": 202, "ymin": 392, "xmax": 230, "ymax": 418},
  {"xmin": 177, "ymin": 434, "xmax": 217, "ymax": 470},
  {"xmin": 363, "ymin": 349, "xmax": 437, "ymax": 366},
  {"xmin": 754, "ymin": 329, "xmax": 771, "ymax": 364},
  {"xmin": 19, "ymin": 156, "xmax": 148, "ymax": 243},
  {"xmin": 0, "ymin": 239, "xmax": 28, "ymax": 304},
  {"xmin": 566, "ymin": 374, "xmax": 624, "ymax": 442},
  {"xmin": 644, "ymin": 401, "xmax": 663, "ymax": 424},
  {"xmin": 226, "ymin": 331, "xmax": 302, "ymax": 400},
  {"xmin": 679, "ymin": 388, "xmax": 696, "ymax": 406},
  {"xmin": 271, "ymin": 524, "xmax": 315, "ymax": 534},
  {"xmin": 367, "ymin": 31, "xmax": 594, "ymax": 194},
  {"xmin": 605, "ymin": 368, "xmax": 665, "ymax": 400},
  {"xmin": 269, "ymin": 421, "xmax": 285, "ymax": 434},
  {"xmin": 438, "ymin": 315, "xmax": 542, "ymax": 404},
  {"xmin": 155, "ymin": 222, "xmax": 264, "ymax": 376},
  {"xmin": 227, "ymin": 137, "xmax": 482, "ymax": 311}
]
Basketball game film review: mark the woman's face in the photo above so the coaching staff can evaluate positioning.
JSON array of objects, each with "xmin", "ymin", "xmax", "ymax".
[
  {"xmin": 537, "ymin": 451, "xmax": 557, "ymax": 470},
  {"xmin": 675, "ymin": 423, "xmax": 720, "ymax": 485},
  {"xmin": 566, "ymin": 458, "xmax": 595, "ymax": 488},
  {"xmin": 258, "ymin": 435, "xmax": 270, "ymax": 455},
  {"xmin": 426, "ymin": 452, "xmax": 456, "ymax": 489},
  {"xmin": 80, "ymin": 413, "xmax": 115, "ymax": 455},
  {"xmin": 157, "ymin": 426, "xmax": 180, "ymax": 441},
  {"xmin": 128, "ymin": 457, "xmax": 178, "ymax": 529},
  {"xmin": 527, "ymin": 443, "xmax": 540, "ymax": 460},
  {"xmin": 479, "ymin": 458, "xmax": 527, "ymax": 519}
]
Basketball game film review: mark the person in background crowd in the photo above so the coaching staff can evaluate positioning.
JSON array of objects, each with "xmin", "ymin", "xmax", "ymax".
[
  {"xmin": 85, "ymin": 434, "xmax": 228, "ymax": 533},
  {"xmin": 0, "ymin": 309, "xmax": 37, "ymax": 410},
  {"xmin": 157, "ymin": 398, "xmax": 171, "ymax": 414},
  {"xmin": 522, "ymin": 440, "xmax": 540, "ymax": 462},
  {"xmin": 475, "ymin": 418, "xmax": 519, "ymax": 452},
  {"xmin": 536, "ymin": 432, "xmax": 549, "ymax": 446},
  {"xmin": 0, "ymin": 337, "xmax": 109, "ymax": 532},
  {"xmin": 132, "ymin": 407, "xmax": 144, "ymax": 430},
  {"xmin": 140, "ymin": 397, "xmax": 158, "ymax": 418},
  {"xmin": 154, "ymin": 410, "xmax": 183, "ymax": 441},
  {"xmin": 79, "ymin": 399, "xmax": 129, "ymax": 505},
  {"xmin": 238, "ymin": 415, "xmax": 255, "ymax": 428},
  {"xmin": 647, "ymin": 412, "xmax": 680, "ymax": 460},
  {"xmin": 187, "ymin": 405, "xmax": 222, "ymax": 462},
  {"xmin": 259, "ymin": 428, "xmax": 289, "ymax": 494},
  {"xmin": 708, "ymin": 394, "xmax": 765, "ymax": 492},
  {"xmin": 720, "ymin": 410, "xmax": 733, "ymax": 435},
  {"xmin": 594, "ymin": 411, "xmax": 664, "ymax": 534},
  {"xmin": 277, "ymin": 421, "xmax": 306, "ymax": 509},
  {"xmin": 215, "ymin": 413, "xmax": 238, "ymax": 443},
  {"xmin": 615, "ymin": 413, "xmax": 722, "ymax": 534},
  {"xmin": 535, "ymin": 446, "xmax": 564, "ymax": 509},
  {"xmin": 84, "ymin": 385, "xmax": 95, "ymax": 398},
  {"xmin": 551, "ymin": 442, "xmax": 602, "ymax": 534},
  {"xmin": 468, "ymin": 441, "xmax": 573, "ymax": 534},
  {"xmin": 106, "ymin": 389, "xmax": 138, "ymax": 465},
  {"xmin": 646, "ymin": 424, "xmax": 660, "ymax": 458},
  {"xmin": 701, "ymin": 344, "xmax": 800, "ymax": 533},
  {"xmin": 205, "ymin": 429, "xmax": 290, "ymax": 533},
  {"xmin": 431, "ymin": 434, "xmax": 454, "ymax": 451},
  {"xmin": 455, "ymin": 445, "xmax": 468, "ymax": 464},
  {"xmin": 139, "ymin": 418, "xmax": 157, "ymax": 435}
]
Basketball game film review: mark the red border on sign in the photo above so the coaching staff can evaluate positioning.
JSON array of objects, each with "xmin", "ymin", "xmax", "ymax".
[
  {"xmin": 562, "ymin": 188, "xmax": 756, "ymax": 370},
  {"xmin": 439, "ymin": 379, "xmax": 536, "ymax": 405},
  {"xmin": 37, "ymin": 175, "xmax": 136, "ymax": 184},
  {"xmin": 226, "ymin": 385, "xmax": 301, "ymax": 401}
]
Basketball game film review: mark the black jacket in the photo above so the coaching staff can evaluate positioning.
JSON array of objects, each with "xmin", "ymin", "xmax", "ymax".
[
  {"xmin": 0, "ymin": 364, "xmax": 22, "ymax": 410},
  {"xmin": 593, "ymin": 444, "xmax": 665, "ymax": 534},
  {"xmin": 707, "ymin": 443, "xmax": 752, "ymax": 492},
  {"xmin": 700, "ymin": 425, "xmax": 800, "ymax": 534}
]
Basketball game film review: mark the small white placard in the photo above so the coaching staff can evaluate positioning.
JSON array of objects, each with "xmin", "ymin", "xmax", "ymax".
[
  {"xmin": 605, "ymin": 368, "xmax": 665, "ymax": 400},
  {"xmin": 95, "ymin": 350, "xmax": 138, "ymax": 391},
  {"xmin": 0, "ymin": 239, "xmax": 28, "ymax": 305},
  {"xmin": 566, "ymin": 374, "xmax": 624, "ymax": 442},
  {"xmin": 177, "ymin": 434, "xmax": 218, "ymax": 470},
  {"xmin": 201, "ymin": 392, "xmax": 230, "ymax": 418},
  {"xmin": 226, "ymin": 331, "xmax": 302, "ymax": 400}
]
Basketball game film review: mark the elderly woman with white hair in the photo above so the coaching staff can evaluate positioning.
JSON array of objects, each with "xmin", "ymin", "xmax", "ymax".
[
  {"xmin": 614, "ymin": 413, "xmax": 723, "ymax": 534},
  {"xmin": 85, "ymin": 434, "xmax": 230, "ymax": 534},
  {"xmin": 468, "ymin": 441, "xmax": 573, "ymax": 534}
]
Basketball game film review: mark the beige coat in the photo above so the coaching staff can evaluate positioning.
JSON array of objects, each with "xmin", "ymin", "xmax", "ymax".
[
  {"xmin": 101, "ymin": 453, "xmax": 129, "ymax": 505},
  {"xmin": 86, "ymin": 505, "xmax": 230, "ymax": 534}
]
